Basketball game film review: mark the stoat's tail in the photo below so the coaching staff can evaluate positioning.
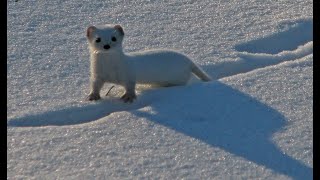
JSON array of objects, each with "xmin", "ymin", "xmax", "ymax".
[{"xmin": 191, "ymin": 62, "xmax": 212, "ymax": 81}]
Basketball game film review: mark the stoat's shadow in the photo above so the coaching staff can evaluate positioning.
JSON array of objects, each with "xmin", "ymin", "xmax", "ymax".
[
  {"xmin": 132, "ymin": 81, "xmax": 312, "ymax": 180},
  {"xmin": 8, "ymin": 81, "xmax": 312, "ymax": 179},
  {"xmin": 7, "ymin": 97, "xmax": 140, "ymax": 127}
]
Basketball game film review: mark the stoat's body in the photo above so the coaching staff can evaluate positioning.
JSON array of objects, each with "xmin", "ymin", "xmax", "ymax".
[{"xmin": 86, "ymin": 24, "xmax": 211, "ymax": 102}]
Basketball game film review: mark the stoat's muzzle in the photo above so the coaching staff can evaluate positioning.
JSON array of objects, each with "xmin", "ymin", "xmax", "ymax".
[{"xmin": 103, "ymin": 44, "xmax": 111, "ymax": 50}]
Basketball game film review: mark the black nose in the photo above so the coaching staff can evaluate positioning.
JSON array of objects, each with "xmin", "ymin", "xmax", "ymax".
[{"xmin": 104, "ymin": 45, "xmax": 110, "ymax": 50}]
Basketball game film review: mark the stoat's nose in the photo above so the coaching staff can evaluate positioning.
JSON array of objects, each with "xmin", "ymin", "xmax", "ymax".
[{"xmin": 104, "ymin": 44, "xmax": 110, "ymax": 50}]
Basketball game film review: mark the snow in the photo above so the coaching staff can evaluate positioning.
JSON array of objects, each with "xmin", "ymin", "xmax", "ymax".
[{"xmin": 7, "ymin": 0, "xmax": 312, "ymax": 179}]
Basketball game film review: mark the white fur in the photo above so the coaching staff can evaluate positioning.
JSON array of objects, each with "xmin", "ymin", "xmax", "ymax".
[{"xmin": 86, "ymin": 24, "xmax": 211, "ymax": 102}]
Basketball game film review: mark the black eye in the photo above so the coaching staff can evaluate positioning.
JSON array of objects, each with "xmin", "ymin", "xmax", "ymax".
[
  {"xmin": 95, "ymin": 38, "xmax": 101, "ymax": 43},
  {"xmin": 111, "ymin": 37, "xmax": 117, "ymax": 42}
]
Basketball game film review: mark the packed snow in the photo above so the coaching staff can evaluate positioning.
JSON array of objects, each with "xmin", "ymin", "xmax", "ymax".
[{"xmin": 7, "ymin": 0, "xmax": 312, "ymax": 179}]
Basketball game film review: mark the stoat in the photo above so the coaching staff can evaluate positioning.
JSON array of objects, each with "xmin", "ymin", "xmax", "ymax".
[{"xmin": 86, "ymin": 24, "xmax": 211, "ymax": 102}]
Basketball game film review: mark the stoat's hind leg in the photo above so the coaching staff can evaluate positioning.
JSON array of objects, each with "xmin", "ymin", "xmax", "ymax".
[{"xmin": 121, "ymin": 81, "xmax": 137, "ymax": 103}]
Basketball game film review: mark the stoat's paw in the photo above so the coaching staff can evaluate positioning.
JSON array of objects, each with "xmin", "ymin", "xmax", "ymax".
[
  {"xmin": 86, "ymin": 93, "xmax": 101, "ymax": 101},
  {"xmin": 121, "ymin": 93, "xmax": 136, "ymax": 103}
]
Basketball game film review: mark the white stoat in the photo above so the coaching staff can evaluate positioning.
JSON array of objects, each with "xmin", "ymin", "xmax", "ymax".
[{"xmin": 86, "ymin": 24, "xmax": 212, "ymax": 102}]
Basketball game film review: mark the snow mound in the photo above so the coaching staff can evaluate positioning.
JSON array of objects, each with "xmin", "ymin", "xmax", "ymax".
[
  {"xmin": 235, "ymin": 18, "xmax": 312, "ymax": 54},
  {"xmin": 206, "ymin": 18, "xmax": 313, "ymax": 80}
]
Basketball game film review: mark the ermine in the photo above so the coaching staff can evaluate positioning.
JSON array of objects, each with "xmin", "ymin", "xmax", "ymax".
[{"xmin": 86, "ymin": 24, "xmax": 212, "ymax": 103}]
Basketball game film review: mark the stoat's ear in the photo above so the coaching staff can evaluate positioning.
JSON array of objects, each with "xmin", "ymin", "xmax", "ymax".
[
  {"xmin": 86, "ymin": 26, "xmax": 96, "ymax": 38},
  {"xmin": 114, "ymin": 25, "xmax": 124, "ymax": 36}
]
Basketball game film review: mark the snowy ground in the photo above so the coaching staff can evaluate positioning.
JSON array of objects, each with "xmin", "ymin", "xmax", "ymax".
[{"xmin": 7, "ymin": 0, "xmax": 313, "ymax": 179}]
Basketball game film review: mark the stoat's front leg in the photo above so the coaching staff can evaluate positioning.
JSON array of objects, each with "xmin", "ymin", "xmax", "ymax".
[
  {"xmin": 87, "ymin": 77, "xmax": 104, "ymax": 101},
  {"xmin": 121, "ymin": 81, "xmax": 136, "ymax": 103}
]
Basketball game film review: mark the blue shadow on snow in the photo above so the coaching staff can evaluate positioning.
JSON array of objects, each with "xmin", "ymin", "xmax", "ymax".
[
  {"xmin": 8, "ymin": 81, "xmax": 312, "ymax": 179},
  {"xmin": 7, "ymin": 98, "xmax": 140, "ymax": 126},
  {"xmin": 131, "ymin": 81, "xmax": 312, "ymax": 180}
]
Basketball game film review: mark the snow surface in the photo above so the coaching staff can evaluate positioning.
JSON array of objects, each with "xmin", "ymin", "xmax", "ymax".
[{"xmin": 7, "ymin": 0, "xmax": 312, "ymax": 179}]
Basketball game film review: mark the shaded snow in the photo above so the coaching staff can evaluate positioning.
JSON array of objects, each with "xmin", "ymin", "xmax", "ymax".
[{"xmin": 7, "ymin": 0, "xmax": 312, "ymax": 179}]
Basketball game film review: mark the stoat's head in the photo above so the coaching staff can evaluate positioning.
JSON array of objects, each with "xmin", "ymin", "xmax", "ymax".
[{"xmin": 86, "ymin": 24, "xmax": 124, "ymax": 53}]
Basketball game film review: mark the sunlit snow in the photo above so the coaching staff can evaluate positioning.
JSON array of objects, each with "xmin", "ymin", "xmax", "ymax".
[{"xmin": 7, "ymin": 0, "xmax": 312, "ymax": 179}]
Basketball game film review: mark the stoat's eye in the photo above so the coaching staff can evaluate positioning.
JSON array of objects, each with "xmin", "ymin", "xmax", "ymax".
[
  {"xmin": 111, "ymin": 37, "xmax": 117, "ymax": 42},
  {"xmin": 95, "ymin": 38, "xmax": 101, "ymax": 43}
]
